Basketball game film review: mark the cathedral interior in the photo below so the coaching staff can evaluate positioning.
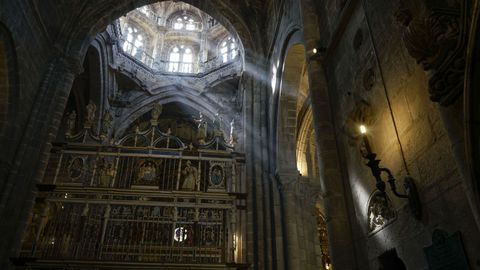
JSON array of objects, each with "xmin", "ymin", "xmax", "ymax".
[{"xmin": 1, "ymin": 0, "xmax": 480, "ymax": 269}]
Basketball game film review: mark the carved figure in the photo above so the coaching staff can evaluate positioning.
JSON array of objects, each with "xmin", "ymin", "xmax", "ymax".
[
  {"xmin": 151, "ymin": 103, "xmax": 163, "ymax": 123},
  {"xmin": 204, "ymin": 226, "xmax": 215, "ymax": 245},
  {"xmin": 65, "ymin": 110, "xmax": 76, "ymax": 137},
  {"xmin": 85, "ymin": 100, "xmax": 96, "ymax": 126},
  {"xmin": 229, "ymin": 118, "xmax": 236, "ymax": 145},
  {"xmin": 137, "ymin": 161, "xmax": 157, "ymax": 183},
  {"xmin": 99, "ymin": 162, "xmax": 115, "ymax": 187},
  {"xmin": 101, "ymin": 110, "xmax": 113, "ymax": 136},
  {"xmin": 213, "ymin": 113, "xmax": 223, "ymax": 134},
  {"xmin": 181, "ymin": 160, "xmax": 198, "ymax": 190},
  {"xmin": 193, "ymin": 112, "xmax": 207, "ymax": 144},
  {"xmin": 367, "ymin": 192, "xmax": 396, "ymax": 233}
]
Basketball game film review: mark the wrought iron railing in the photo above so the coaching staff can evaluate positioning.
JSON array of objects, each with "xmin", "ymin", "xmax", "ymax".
[{"xmin": 18, "ymin": 120, "xmax": 246, "ymax": 269}]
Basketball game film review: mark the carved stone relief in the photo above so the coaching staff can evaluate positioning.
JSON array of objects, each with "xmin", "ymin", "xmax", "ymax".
[
  {"xmin": 367, "ymin": 191, "xmax": 396, "ymax": 234},
  {"xmin": 395, "ymin": 1, "xmax": 468, "ymax": 106}
]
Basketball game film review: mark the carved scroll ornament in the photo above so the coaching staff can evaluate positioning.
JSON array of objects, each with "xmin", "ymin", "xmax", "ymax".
[{"xmin": 395, "ymin": 2, "xmax": 468, "ymax": 106}]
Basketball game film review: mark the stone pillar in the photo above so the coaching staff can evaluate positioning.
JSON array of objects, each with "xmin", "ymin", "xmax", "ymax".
[
  {"xmin": 306, "ymin": 58, "xmax": 358, "ymax": 269},
  {"xmin": 0, "ymin": 55, "xmax": 83, "ymax": 269},
  {"xmin": 277, "ymin": 169, "xmax": 302, "ymax": 270}
]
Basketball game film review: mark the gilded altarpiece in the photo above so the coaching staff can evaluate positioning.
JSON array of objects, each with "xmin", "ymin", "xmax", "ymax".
[{"xmin": 19, "ymin": 119, "xmax": 246, "ymax": 269}]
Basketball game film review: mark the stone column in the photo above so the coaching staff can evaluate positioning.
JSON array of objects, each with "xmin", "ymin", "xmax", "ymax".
[
  {"xmin": 0, "ymin": 55, "xmax": 83, "ymax": 269},
  {"xmin": 306, "ymin": 58, "xmax": 358, "ymax": 269},
  {"xmin": 277, "ymin": 169, "xmax": 302, "ymax": 270}
]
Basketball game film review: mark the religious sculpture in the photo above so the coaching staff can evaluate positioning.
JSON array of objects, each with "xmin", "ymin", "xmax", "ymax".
[
  {"xmin": 101, "ymin": 110, "xmax": 113, "ymax": 138},
  {"xmin": 151, "ymin": 103, "xmax": 162, "ymax": 124},
  {"xmin": 65, "ymin": 110, "xmax": 76, "ymax": 137},
  {"xmin": 229, "ymin": 118, "xmax": 236, "ymax": 146},
  {"xmin": 99, "ymin": 162, "xmax": 115, "ymax": 187},
  {"xmin": 367, "ymin": 192, "xmax": 396, "ymax": 233},
  {"xmin": 85, "ymin": 100, "xmax": 96, "ymax": 128},
  {"xmin": 193, "ymin": 112, "xmax": 207, "ymax": 144},
  {"xmin": 213, "ymin": 113, "xmax": 223, "ymax": 137},
  {"xmin": 181, "ymin": 160, "xmax": 198, "ymax": 191},
  {"xmin": 137, "ymin": 160, "xmax": 157, "ymax": 183}
]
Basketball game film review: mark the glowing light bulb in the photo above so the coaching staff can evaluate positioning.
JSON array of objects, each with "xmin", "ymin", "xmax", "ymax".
[
  {"xmin": 359, "ymin": 125, "xmax": 367, "ymax": 134},
  {"xmin": 313, "ymin": 48, "xmax": 318, "ymax": 54}
]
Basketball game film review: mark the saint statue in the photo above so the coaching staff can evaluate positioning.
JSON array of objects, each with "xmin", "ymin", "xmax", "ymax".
[
  {"xmin": 101, "ymin": 110, "xmax": 113, "ymax": 137},
  {"xmin": 229, "ymin": 118, "xmax": 236, "ymax": 145},
  {"xmin": 137, "ymin": 161, "xmax": 157, "ymax": 183},
  {"xmin": 193, "ymin": 112, "xmax": 207, "ymax": 144},
  {"xmin": 213, "ymin": 113, "xmax": 223, "ymax": 137},
  {"xmin": 85, "ymin": 100, "xmax": 96, "ymax": 127},
  {"xmin": 99, "ymin": 162, "xmax": 115, "ymax": 187},
  {"xmin": 65, "ymin": 110, "xmax": 76, "ymax": 137},
  {"xmin": 181, "ymin": 160, "xmax": 198, "ymax": 191},
  {"xmin": 151, "ymin": 103, "xmax": 162, "ymax": 124}
]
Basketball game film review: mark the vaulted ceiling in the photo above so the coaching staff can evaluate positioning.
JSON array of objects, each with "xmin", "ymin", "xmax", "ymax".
[{"xmin": 30, "ymin": 0, "xmax": 279, "ymax": 60}]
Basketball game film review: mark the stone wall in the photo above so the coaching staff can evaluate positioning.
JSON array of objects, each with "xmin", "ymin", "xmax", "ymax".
[{"xmin": 320, "ymin": 0, "xmax": 480, "ymax": 268}]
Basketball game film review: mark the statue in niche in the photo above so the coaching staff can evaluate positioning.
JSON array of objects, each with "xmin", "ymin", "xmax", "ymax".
[
  {"xmin": 213, "ymin": 113, "xmax": 223, "ymax": 137},
  {"xmin": 367, "ymin": 191, "xmax": 396, "ymax": 233},
  {"xmin": 229, "ymin": 118, "xmax": 236, "ymax": 145},
  {"xmin": 204, "ymin": 226, "xmax": 215, "ymax": 245},
  {"xmin": 101, "ymin": 110, "xmax": 113, "ymax": 137},
  {"xmin": 151, "ymin": 103, "xmax": 162, "ymax": 124},
  {"xmin": 193, "ymin": 112, "xmax": 207, "ymax": 144},
  {"xmin": 98, "ymin": 161, "xmax": 115, "ymax": 187},
  {"xmin": 136, "ymin": 160, "xmax": 157, "ymax": 183},
  {"xmin": 65, "ymin": 110, "xmax": 76, "ymax": 137},
  {"xmin": 85, "ymin": 100, "xmax": 96, "ymax": 127},
  {"xmin": 181, "ymin": 160, "xmax": 198, "ymax": 191}
]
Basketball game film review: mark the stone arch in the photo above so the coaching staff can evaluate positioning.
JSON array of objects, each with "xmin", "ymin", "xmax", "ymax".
[
  {"xmin": 296, "ymin": 107, "xmax": 316, "ymax": 178},
  {"xmin": 114, "ymin": 87, "xmax": 221, "ymax": 138},
  {"xmin": 276, "ymin": 43, "xmax": 306, "ymax": 170}
]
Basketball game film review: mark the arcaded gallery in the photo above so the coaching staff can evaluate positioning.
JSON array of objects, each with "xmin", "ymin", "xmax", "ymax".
[{"xmin": 1, "ymin": 0, "xmax": 480, "ymax": 269}]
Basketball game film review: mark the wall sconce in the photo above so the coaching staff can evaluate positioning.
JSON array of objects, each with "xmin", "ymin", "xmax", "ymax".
[
  {"xmin": 359, "ymin": 124, "xmax": 422, "ymax": 220},
  {"xmin": 308, "ymin": 44, "xmax": 326, "ymax": 61}
]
